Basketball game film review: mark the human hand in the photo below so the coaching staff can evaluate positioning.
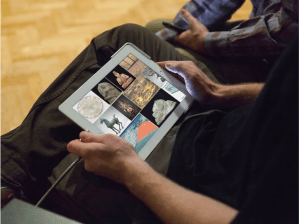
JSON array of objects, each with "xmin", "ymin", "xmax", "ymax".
[
  {"xmin": 157, "ymin": 61, "xmax": 219, "ymax": 107},
  {"xmin": 67, "ymin": 132, "xmax": 146, "ymax": 184},
  {"xmin": 174, "ymin": 9, "xmax": 209, "ymax": 54}
]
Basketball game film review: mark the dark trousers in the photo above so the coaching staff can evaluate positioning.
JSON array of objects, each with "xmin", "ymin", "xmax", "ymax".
[
  {"xmin": 1, "ymin": 24, "xmax": 212, "ymax": 223},
  {"xmin": 2, "ymin": 24, "xmax": 294, "ymax": 223}
]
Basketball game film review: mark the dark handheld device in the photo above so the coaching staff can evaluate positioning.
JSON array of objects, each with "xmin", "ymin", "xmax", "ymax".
[{"xmin": 162, "ymin": 22, "xmax": 186, "ymax": 34}]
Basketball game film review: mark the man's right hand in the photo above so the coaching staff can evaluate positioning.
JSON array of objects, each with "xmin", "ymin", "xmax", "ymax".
[
  {"xmin": 157, "ymin": 61, "xmax": 264, "ymax": 110},
  {"xmin": 157, "ymin": 61, "xmax": 220, "ymax": 108}
]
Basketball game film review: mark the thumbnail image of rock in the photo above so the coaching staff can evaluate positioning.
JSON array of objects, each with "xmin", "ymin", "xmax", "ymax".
[
  {"xmin": 112, "ymin": 94, "xmax": 141, "ymax": 120},
  {"xmin": 152, "ymin": 99, "xmax": 176, "ymax": 125},
  {"xmin": 123, "ymin": 75, "xmax": 160, "ymax": 109},
  {"xmin": 92, "ymin": 79, "xmax": 121, "ymax": 105},
  {"xmin": 141, "ymin": 89, "xmax": 179, "ymax": 127},
  {"xmin": 120, "ymin": 114, "xmax": 158, "ymax": 154}
]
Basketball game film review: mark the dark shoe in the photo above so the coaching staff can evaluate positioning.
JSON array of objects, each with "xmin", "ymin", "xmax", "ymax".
[{"xmin": 1, "ymin": 185, "xmax": 19, "ymax": 208}]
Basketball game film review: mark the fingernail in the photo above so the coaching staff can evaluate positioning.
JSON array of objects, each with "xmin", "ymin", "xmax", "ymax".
[
  {"xmin": 166, "ymin": 63, "xmax": 173, "ymax": 68},
  {"xmin": 165, "ymin": 63, "xmax": 178, "ymax": 73}
]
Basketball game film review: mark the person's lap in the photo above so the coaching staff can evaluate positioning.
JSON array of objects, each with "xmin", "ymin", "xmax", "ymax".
[
  {"xmin": 43, "ymin": 24, "xmax": 219, "ymax": 223},
  {"xmin": 41, "ymin": 28, "xmax": 298, "ymax": 223},
  {"xmin": 1, "ymin": 23, "xmax": 214, "ymax": 223}
]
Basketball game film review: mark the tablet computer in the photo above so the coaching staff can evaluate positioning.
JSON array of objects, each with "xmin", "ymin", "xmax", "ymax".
[{"xmin": 59, "ymin": 42, "xmax": 194, "ymax": 160}]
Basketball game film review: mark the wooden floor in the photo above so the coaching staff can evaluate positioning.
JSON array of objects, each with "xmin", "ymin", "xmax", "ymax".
[{"xmin": 1, "ymin": 0, "xmax": 252, "ymax": 135}]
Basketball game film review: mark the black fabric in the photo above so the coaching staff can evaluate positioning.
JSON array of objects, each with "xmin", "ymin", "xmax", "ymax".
[
  {"xmin": 230, "ymin": 36, "xmax": 298, "ymax": 224},
  {"xmin": 167, "ymin": 106, "xmax": 252, "ymax": 208},
  {"xmin": 168, "ymin": 36, "xmax": 298, "ymax": 222}
]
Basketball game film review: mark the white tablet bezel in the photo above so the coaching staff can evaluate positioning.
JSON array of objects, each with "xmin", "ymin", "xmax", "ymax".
[{"xmin": 59, "ymin": 42, "xmax": 194, "ymax": 160}]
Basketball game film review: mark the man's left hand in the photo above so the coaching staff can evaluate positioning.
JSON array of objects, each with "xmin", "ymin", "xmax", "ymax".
[
  {"xmin": 67, "ymin": 132, "xmax": 146, "ymax": 184},
  {"xmin": 174, "ymin": 9, "xmax": 209, "ymax": 54}
]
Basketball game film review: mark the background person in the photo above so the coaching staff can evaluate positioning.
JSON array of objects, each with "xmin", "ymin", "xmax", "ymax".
[{"xmin": 148, "ymin": 0, "xmax": 298, "ymax": 84}]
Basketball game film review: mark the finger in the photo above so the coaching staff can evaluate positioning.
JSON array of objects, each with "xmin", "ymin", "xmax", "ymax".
[
  {"xmin": 173, "ymin": 29, "xmax": 191, "ymax": 44},
  {"xmin": 166, "ymin": 62, "xmax": 195, "ymax": 84},
  {"xmin": 180, "ymin": 9, "xmax": 197, "ymax": 31},
  {"xmin": 156, "ymin": 61, "xmax": 185, "ymax": 83},
  {"xmin": 156, "ymin": 61, "xmax": 167, "ymax": 69},
  {"xmin": 165, "ymin": 62, "xmax": 180, "ymax": 74},
  {"xmin": 156, "ymin": 61, "xmax": 177, "ymax": 69},
  {"xmin": 67, "ymin": 139, "xmax": 102, "ymax": 157},
  {"xmin": 173, "ymin": 33, "xmax": 180, "ymax": 43},
  {"xmin": 67, "ymin": 139, "xmax": 87, "ymax": 157},
  {"xmin": 157, "ymin": 61, "xmax": 180, "ymax": 71},
  {"xmin": 79, "ymin": 131, "xmax": 102, "ymax": 143},
  {"xmin": 165, "ymin": 63, "xmax": 186, "ymax": 83}
]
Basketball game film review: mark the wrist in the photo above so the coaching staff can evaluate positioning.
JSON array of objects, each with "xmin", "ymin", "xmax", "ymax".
[
  {"xmin": 198, "ymin": 80, "xmax": 224, "ymax": 108},
  {"xmin": 209, "ymin": 84, "xmax": 227, "ymax": 108},
  {"xmin": 122, "ymin": 156, "xmax": 153, "ymax": 190},
  {"xmin": 207, "ymin": 83, "xmax": 263, "ymax": 110}
]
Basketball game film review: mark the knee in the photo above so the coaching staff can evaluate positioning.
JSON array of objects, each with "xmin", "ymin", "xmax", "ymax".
[
  {"xmin": 116, "ymin": 23, "xmax": 147, "ymax": 35},
  {"xmin": 92, "ymin": 23, "xmax": 154, "ymax": 54},
  {"xmin": 107, "ymin": 23, "xmax": 152, "ymax": 46},
  {"xmin": 94, "ymin": 23, "xmax": 146, "ymax": 41}
]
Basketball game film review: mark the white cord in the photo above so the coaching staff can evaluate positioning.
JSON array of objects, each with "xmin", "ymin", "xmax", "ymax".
[{"xmin": 35, "ymin": 156, "xmax": 81, "ymax": 207}]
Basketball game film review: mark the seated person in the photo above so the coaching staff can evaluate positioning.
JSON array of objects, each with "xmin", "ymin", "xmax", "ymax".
[
  {"xmin": 156, "ymin": 0, "xmax": 298, "ymax": 59},
  {"xmin": 149, "ymin": 0, "xmax": 298, "ymax": 84},
  {"xmin": 1, "ymin": 23, "xmax": 297, "ymax": 223}
]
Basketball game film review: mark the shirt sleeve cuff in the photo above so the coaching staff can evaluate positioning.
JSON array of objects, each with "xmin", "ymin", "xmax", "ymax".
[{"xmin": 204, "ymin": 31, "xmax": 231, "ymax": 57}]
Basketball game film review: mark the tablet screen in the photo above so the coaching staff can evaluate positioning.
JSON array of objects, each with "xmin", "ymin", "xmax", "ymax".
[{"xmin": 72, "ymin": 53, "xmax": 186, "ymax": 153}]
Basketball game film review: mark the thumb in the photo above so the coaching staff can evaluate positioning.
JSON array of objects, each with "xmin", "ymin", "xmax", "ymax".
[
  {"xmin": 165, "ymin": 62, "xmax": 179, "ymax": 73},
  {"xmin": 165, "ymin": 62, "xmax": 186, "ymax": 83},
  {"xmin": 180, "ymin": 9, "xmax": 197, "ymax": 31}
]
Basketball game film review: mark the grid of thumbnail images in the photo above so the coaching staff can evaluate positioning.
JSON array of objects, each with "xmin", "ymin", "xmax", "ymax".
[{"xmin": 73, "ymin": 54, "xmax": 186, "ymax": 153}]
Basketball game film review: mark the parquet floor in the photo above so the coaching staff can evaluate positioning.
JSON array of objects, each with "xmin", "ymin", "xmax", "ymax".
[{"xmin": 1, "ymin": 0, "xmax": 252, "ymax": 135}]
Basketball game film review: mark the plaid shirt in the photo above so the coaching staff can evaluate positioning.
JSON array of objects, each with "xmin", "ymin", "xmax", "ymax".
[{"xmin": 156, "ymin": 0, "xmax": 298, "ymax": 58}]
